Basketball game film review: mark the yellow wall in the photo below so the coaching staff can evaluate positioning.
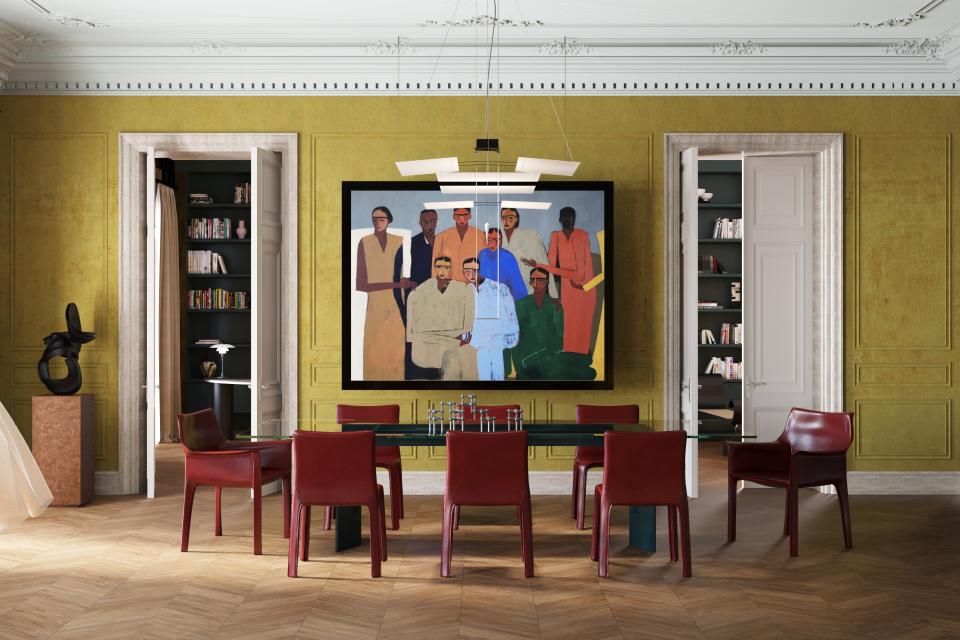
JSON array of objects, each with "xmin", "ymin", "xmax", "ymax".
[{"xmin": 0, "ymin": 96, "xmax": 957, "ymax": 473}]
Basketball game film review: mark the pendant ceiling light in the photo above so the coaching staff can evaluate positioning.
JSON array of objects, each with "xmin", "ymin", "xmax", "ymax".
[{"xmin": 397, "ymin": 0, "xmax": 577, "ymax": 211}]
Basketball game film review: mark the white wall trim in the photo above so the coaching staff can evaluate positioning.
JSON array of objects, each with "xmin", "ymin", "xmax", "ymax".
[
  {"xmin": 117, "ymin": 133, "xmax": 299, "ymax": 496},
  {"xmin": 94, "ymin": 471, "xmax": 120, "ymax": 495},
  {"xmin": 847, "ymin": 472, "xmax": 960, "ymax": 495}
]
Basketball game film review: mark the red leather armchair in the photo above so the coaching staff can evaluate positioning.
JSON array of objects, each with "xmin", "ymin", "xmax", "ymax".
[
  {"xmin": 727, "ymin": 408, "xmax": 854, "ymax": 557},
  {"xmin": 573, "ymin": 404, "xmax": 640, "ymax": 530},
  {"xmin": 288, "ymin": 430, "xmax": 387, "ymax": 578},
  {"xmin": 177, "ymin": 409, "xmax": 291, "ymax": 555},
  {"xmin": 591, "ymin": 430, "xmax": 691, "ymax": 578},
  {"xmin": 336, "ymin": 404, "xmax": 403, "ymax": 530},
  {"xmin": 442, "ymin": 430, "xmax": 533, "ymax": 578}
]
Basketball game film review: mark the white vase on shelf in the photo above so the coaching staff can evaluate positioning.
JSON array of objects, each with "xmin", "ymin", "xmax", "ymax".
[{"xmin": 236, "ymin": 220, "xmax": 248, "ymax": 239}]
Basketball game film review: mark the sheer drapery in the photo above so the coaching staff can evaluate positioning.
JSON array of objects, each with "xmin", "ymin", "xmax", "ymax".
[
  {"xmin": 0, "ymin": 401, "xmax": 53, "ymax": 530},
  {"xmin": 157, "ymin": 184, "xmax": 182, "ymax": 442}
]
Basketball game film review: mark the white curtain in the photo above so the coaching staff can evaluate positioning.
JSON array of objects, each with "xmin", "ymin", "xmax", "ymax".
[
  {"xmin": 157, "ymin": 184, "xmax": 182, "ymax": 442},
  {"xmin": 0, "ymin": 401, "xmax": 53, "ymax": 531}
]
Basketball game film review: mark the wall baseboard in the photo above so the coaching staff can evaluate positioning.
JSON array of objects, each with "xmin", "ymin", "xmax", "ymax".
[
  {"xmin": 95, "ymin": 471, "xmax": 121, "ymax": 495},
  {"xmin": 377, "ymin": 471, "xmax": 597, "ymax": 496},
  {"xmin": 846, "ymin": 472, "xmax": 960, "ymax": 495}
]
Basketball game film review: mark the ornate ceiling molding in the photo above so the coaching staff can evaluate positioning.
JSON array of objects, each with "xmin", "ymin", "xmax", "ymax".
[
  {"xmin": 883, "ymin": 36, "xmax": 952, "ymax": 60},
  {"xmin": 853, "ymin": 0, "xmax": 946, "ymax": 28},
  {"xmin": 362, "ymin": 39, "xmax": 418, "ymax": 56},
  {"xmin": 190, "ymin": 41, "xmax": 246, "ymax": 56},
  {"xmin": 23, "ymin": 0, "xmax": 107, "ymax": 29},
  {"xmin": 537, "ymin": 39, "xmax": 592, "ymax": 56},
  {"xmin": 417, "ymin": 15, "xmax": 544, "ymax": 28},
  {"xmin": 710, "ymin": 40, "xmax": 767, "ymax": 56}
]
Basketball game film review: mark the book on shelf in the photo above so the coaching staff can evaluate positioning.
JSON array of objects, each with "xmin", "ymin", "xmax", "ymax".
[
  {"xmin": 700, "ymin": 329, "xmax": 716, "ymax": 344},
  {"xmin": 188, "ymin": 193, "xmax": 213, "ymax": 205},
  {"xmin": 703, "ymin": 356, "xmax": 743, "ymax": 380},
  {"xmin": 698, "ymin": 300, "xmax": 721, "ymax": 309},
  {"xmin": 187, "ymin": 250, "xmax": 228, "ymax": 274},
  {"xmin": 186, "ymin": 288, "xmax": 249, "ymax": 310},
  {"xmin": 719, "ymin": 322, "xmax": 743, "ymax": 345},
  {"xmin": 187, "ymin": 217, "xmax": 233, "ymax": 240},
  {"xmin": 712, "ymin": 217, "xmax": 743, "ymax": 239},
  {"xmin": 698, "ymin": 255, "xmax": 726, "ymax": 273},
  {"xmin": 195, "ymin": 339, "xmax": 221, "ymax": 345},
  {"xmin": 233, "ymin": 182, "xmax": 251, "ymax": 204}
]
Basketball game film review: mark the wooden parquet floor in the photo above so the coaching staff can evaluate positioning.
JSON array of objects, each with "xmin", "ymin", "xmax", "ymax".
[{"xmin": 1, "ymin": 444, "xmax": 959, "ymax": 639}]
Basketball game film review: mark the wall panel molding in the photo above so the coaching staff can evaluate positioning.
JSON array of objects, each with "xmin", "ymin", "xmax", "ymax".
[
  {"xmin": 854, "ymin": 399, "xmax": 951, "ymax": 460},
  {"xmin": 854, "ymin": 362, "xmax": 951, "ymax": 388}
]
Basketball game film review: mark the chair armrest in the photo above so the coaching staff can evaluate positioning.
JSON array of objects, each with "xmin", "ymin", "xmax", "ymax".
[
  {"xmin": 223, "ymin": 439, "xmax": 291, "ymax": 470},
  {"xmin": 727, "ymin": 441, "xmax": 790, "ymax": 474},
  {"xmin": 184, "ymin": 449, "xmax": 260, "ymax": 486}
]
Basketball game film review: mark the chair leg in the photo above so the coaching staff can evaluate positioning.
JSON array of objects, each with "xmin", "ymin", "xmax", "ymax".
[
  {"xmin": 590, "ymin": 485, "xmax": 602, "ymax": 561},
  {"xmin": 388, "ymin": 464, "xmax": 402, "ymax": 531},
  {"xmin": 598, "ymin": 502, "xmax": 613, "ymax": 578},
  {"xmin": 575, "ymin": 465, "xmax": 589, "ymax": 530},
  {"xmin": 783, "ymin": 489, "xmax": 791, "ymax": 536},
  {"xmin": 836, "ymin": 479, "xmax": 853, "ymax": 550},
  {"xmin": 181, "ymin": 481, "xmax": 198, "ymax": 552},
  {"xmin": 679, "ymin": 494, "xmax": 692, "ymax": 578},
  {"xmin": 252, "ymin": 485, "xmax": 263, "ymax": 556},
  {"xmin": 288, "ymin": 499, "xmax": 302, "ymax": 578},
  {"xmin": 299, "ymin": 505, "xmax": 311, "ymax": 561},
  {"xmin": 788, "ymin": 484, "xmax": 799, "ymax": 557},
  {"xmin": 377, "ymin": 486, "xmax": 388, "ymax": 562},
  {"xmin": 668, "ymin": 505, "xmax": 678, "ymax": 562},
  {"xmin": 453, "ymin": 504, "xmax": 460, "ymax": 530},
  {"xmin": 727, "ymin": 474, "xmax": 737, "ymax": 543},
  {"xmin": 440, "ymin": 497, "xmax": 455, "ymax": 578},
  {"xmin": 281, "ymin": 476, "xmax": 291, "ymax": 539},
  {"xmin": 368, "ymin": 501, "xmax": 382, "ymax": 578},
  {"xmin": 214, "ymin": 486, "xmax": 223, "ymax": 536},
  {"xmin": 570, "ymin": 462, "xmax": 579, "ymax": 519},
  {"xmin": 322, "ymin": 506, "xmax": 332, "ymax": 531},
  {"xmin": 520, "ymin": 496, "xmax": 534, "ymax": 578},
  {"xmin": 397, "ymin": 461, "xmax": 405, "ymax": 520}
]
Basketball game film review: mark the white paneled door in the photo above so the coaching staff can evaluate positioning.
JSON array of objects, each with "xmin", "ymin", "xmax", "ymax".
[
  {"xmin": 251, "ymin": 148, "xmax": 283, "ymax": 437},
  {"xmin": 742, "ymin": 155, "xmax": 814, "ymax": 442},
  {"xmin": 680, "ymin": 147, "xmax": 700, "ymax": 497}
]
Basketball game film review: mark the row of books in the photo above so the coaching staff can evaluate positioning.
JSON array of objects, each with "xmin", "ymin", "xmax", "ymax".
[
  {"xmin": 700, "ymin": 323, "xmax": 743, "ymax": 345},
  {"xmin": 698, "ymin": 301, "xmax": 723, "ymax": 309},
  {"xmin": 704, "ymin": 356, "xmax": 743, "ymax": 380},
  {"xmin": 233, "ymin": 182, "xmax": 251, "ymax": 204},
  {"xmin": 711, "ymin": 217, "xmax": 743, "ymax": 239},
  {"xmin": 698, "ymin": 255, "xmax": 726, "ymax": 273},
  {"xmin": 186, "ymin": 288, "xmax": 249, "ymax": 310},
  {"xmin": 187, "ymin": 250, "xmax": 229, "ymax": 274},
  {"xmin": 189, "ymin": 192, "xmax": 213, "ymax": 204},
  {"xmin": 188, "ymin": 217, "xmax": 236, "ymax": 239}
]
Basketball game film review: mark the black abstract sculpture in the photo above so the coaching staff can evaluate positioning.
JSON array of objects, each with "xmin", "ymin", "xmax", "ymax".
[{"xmin": 37, "ymin": 303, "xmax": 96, "ymax": 395}]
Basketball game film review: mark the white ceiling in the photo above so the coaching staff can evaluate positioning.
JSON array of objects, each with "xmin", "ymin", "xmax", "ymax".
[{"xmin": 1, "ymin": 0, "xmax": 959, "ymax": 94}]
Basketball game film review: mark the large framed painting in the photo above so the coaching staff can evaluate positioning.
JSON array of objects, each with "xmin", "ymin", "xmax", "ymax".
[{"xmin": 342, "ymin": 181, "xmax": 613, "ymax": 390}]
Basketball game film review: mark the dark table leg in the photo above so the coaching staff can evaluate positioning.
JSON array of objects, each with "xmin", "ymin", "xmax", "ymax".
[
  {"xmin": 334, "ymin": 506, "xmax": 362, "ymax": 551},
  {"xmin": 210, "ymin": 383, "xmax": 234, "ymax": 440},
  {"xmin": 628, "ymin": 506, "xmax": 656, "ymax": 552}
]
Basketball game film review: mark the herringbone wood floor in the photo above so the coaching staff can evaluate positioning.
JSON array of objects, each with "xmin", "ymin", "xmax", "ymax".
[{"xmin": 1, "ymin": 444, "xmax": 959, "ymax": 639}]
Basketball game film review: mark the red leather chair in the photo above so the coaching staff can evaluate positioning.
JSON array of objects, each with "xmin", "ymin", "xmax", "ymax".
[
  {"xmin": 287, "ymin": 430, "xmax": 387, "ymax": 578},
  {"xmin": 727, "ymin": 408, "xmax": 854, "ymax": 557},
  {"xmin": 441, "ymin": 430, "xmax": 533, "ymax": 578},
  {"xmin": 177, "ymin": 409, "xmax": 291, "ymax": 556},
  {"xmin": 463, "ymin": 404, "xmax": 522, "ymax": 424},
  {"xmin": 573, "ymin": 404, "xmax": 640, "ymax": 530},
  {"xmin": 336, "ymin": 404, "xmax": 403, "ymax": 530},
  {"xmin": 591, "ymin": 430, "xmax": 691, "ymax": 578}
]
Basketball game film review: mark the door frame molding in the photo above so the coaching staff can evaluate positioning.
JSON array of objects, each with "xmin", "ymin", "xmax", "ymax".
[
  {"xmin": 116, "ymin": 132, "xmax": 299, "ymax": 495},
  {"xmin": 663, "ymin": 133, "xmax": 844, "ymax": 425}
]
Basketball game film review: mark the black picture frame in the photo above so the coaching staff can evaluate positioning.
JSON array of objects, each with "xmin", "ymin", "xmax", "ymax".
[{"xmin": 341, "ymin": 180, "xmax": 614, "ymax": 390}]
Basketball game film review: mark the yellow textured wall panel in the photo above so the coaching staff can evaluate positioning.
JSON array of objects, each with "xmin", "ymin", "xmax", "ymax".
[{"xmin": 855, "ymin": 400, "xmax": 951, "ymax": 459}]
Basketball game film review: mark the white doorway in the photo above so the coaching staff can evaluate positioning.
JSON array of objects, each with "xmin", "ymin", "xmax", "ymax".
[
  {"xmin": 118, "ymin": 134, "xmax": 299, "ymax": 497},
  {"xmin": 665, "ymin": 133, "xmax": 844, "ymax": 497}
]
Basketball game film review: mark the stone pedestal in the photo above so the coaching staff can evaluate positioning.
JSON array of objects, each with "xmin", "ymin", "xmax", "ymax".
[{"xmin": 32, "ymin": 394, "xmax": 95, "ymax": 506}]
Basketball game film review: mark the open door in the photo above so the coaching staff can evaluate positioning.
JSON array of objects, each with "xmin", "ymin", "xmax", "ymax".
[
  {"xmin": 680, "ymin": 147, "xmax": 699, "ymax": 498},
  {"xmin": 145, "ymin": 148, "xmax": 158, "ymax": 498},
  {"xmin": 251, "ymin": 148, "xmax": 283, "ymax": 437}
]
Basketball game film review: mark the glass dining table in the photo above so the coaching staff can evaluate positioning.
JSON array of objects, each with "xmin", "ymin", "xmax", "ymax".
[{"xmin": 257, "ymin": 420, "xmax": 753, "ymax": 554}]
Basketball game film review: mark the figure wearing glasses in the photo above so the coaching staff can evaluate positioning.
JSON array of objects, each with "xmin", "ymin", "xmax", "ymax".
[
  {"xmin": 406, "ymin": 256, "xmax": 477, "ymax": 380},
  {"xmin": 356, "ymin": 206, "xmax": 415, "ymax": 380},
  {"xmin": 464, "ymin": 257, "xmax": 519, "ymax": 381},
  {"xmin": 507, "ymin": 267, "xmax": 595, "ymax": 381},
  {"xmin": 431, "ymin": 207, "xmax": 486, "ymax": 284},
  {"xmin": 499, "ymin": 207, "xmax": 557, "ymax": 298}
]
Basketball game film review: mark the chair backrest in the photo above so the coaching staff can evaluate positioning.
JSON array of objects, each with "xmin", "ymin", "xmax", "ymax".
[
  {"xmin": 602, "ymin": 431, "xmax": 687, "ymax": 505},
  {"xmin": 445, "ymin": 430, "xmax": 529, "ymax": 505},
  {"xmin": 576, "ymin": 404, "xmax": 640, "ymax": 424},
  {"xmin": 336, "ymin": 404, "xmax": 400, "ymax": 424},
  {"xmin": 291, "ymin": 430, "xmax": 378, "ymax": 505},
  {"xmin": 177, "ymin": 409, "xmax": 226, "ymax": 452},
  {"xmin": 778, "ymin": 408, "xmax": 854, "ymax": 454},
  {"xmin": 464, "ymin": 404, "xmax": 521, "ymax": 424}
]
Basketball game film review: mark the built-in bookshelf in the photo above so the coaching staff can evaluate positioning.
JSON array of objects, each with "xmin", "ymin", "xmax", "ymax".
[
  {"xmin": 697, "ymin": 159, "xmax": 742, "ymax": 433},
  {"xmin": 177, "ymin": 160, "xmax": 252, "ymax": 434}
]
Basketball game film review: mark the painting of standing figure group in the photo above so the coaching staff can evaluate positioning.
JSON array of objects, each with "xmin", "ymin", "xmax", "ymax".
[{"xmin": 343, "ymin": 182, "xmax": 612, "ymax": 389}]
